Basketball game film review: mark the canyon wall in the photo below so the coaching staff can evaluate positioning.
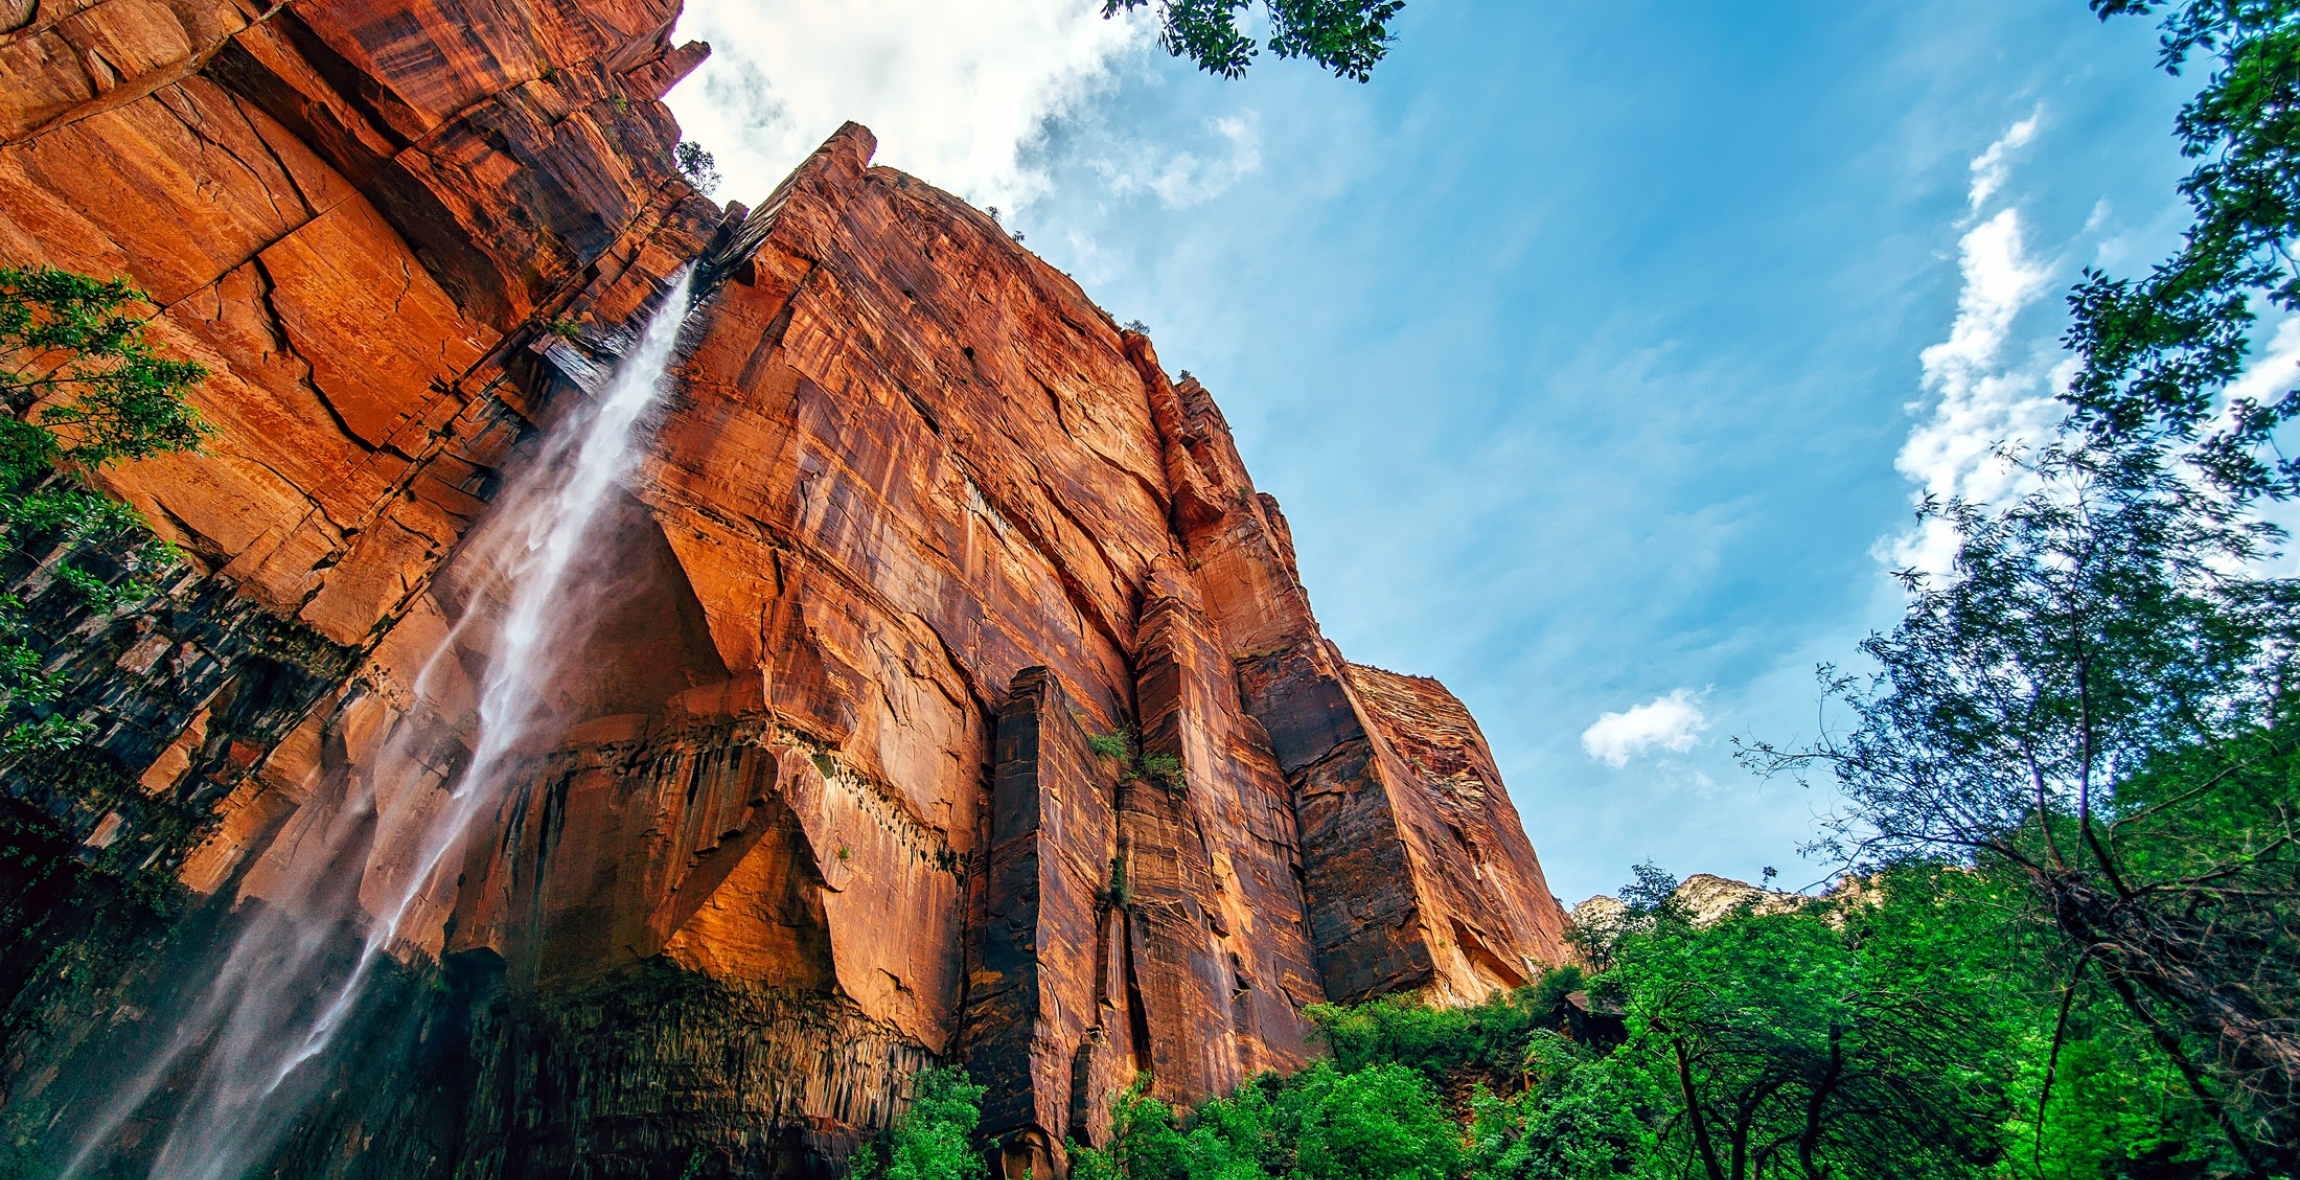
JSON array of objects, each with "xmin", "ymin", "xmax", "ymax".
[{"xmin": 0, "ymin": 1, "xmax": 1571, "ymax": 1176}]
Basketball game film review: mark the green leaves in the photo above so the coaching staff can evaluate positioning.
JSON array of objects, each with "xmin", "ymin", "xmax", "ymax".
[
  {"xmin": 849, "ymin": 1066, "xmax": 988, "ymax": 1180},
  {"xmin": 1464, "ymin": 1056, "xmax": 1652, "ymax": 1180},
  {"xmin": 1088, "ymin": 879, "xmax": 2041, "ymax": 1180},
  {"xmin": 1285, "ymin": 1065, "xmax": 1458, "ymax": 1180},
  {"xmin": 1615, "ymin": 884, "xmax": 2012, "ymax": 1180},
  {"xmin": 1741, "ymin": 428, "xmax": 2300, "ymax": 1163},
  {"xmin": 1089, "ymin": 728, "xmax": 1191, "ymax": 794},
  {"xmin": 1262, "ymin": 0, "xmax": 1406, "ymax": 83},
  {"xmin": 0, "ymin": 267, "xmax": 204, "ymax": 756},
  {"xmin": 1305, "ymin": 978, "xmax": 1571, "ymax": 1090},
  {"xmin": 1074, "ymin": 1064, "xmax": 1455, "ymax": 1180},
  {"xmin": 1099, "ymin": 0, "xmax": 1403, "ymax": 82},
  {"xmin": 0, "ymin": 267, "xmax": 206, "ymax": 479},
  {"xmin": 2067, "ymin": 1, "xmax": 2300, "ymax": 497}
]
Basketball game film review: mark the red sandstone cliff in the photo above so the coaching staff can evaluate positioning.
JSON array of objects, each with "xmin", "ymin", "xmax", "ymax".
[{"xmin": 0, "ymin": 2, "xmax": 1571, "ymax": 1175}]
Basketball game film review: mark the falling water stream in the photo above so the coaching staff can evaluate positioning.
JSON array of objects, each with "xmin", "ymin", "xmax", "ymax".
[{"xmin": 60, "ymin": 268, "xmax": 697, "ymax": 1180}]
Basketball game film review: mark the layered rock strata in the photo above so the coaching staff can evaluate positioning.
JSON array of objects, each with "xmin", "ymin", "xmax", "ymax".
[{"xmin": 0, "ymin": 1, "xmax": 1573, "ymax": 1175}]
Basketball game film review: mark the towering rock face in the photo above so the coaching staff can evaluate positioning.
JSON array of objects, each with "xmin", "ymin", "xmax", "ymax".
[{"xmin": 0, "ymin": 2, "xmax": 1571, "ymax": 1176}]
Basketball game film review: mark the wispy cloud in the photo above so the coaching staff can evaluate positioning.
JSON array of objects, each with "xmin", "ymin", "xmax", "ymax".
[
  {"xmin": 1582, "ymin": 689, "xmax": 1710, "ymax": 768},
  {"xmin": 666, "ymin": 0, "xmax": 1153, "ymax": 211},
  {"xmin": 1966, "ymin": 113, "xmax": 2038, "ymax": 212},
  {"xmin": 2218, "ymin": 315, "xmax": 2300, "ymax": 424},
  {"xmin": 1891, "ymin": 113, "xmax": 2064, "ymax": 575},
  {"xmin": 1090, "ymin": 114, "xmax": 1264, "ymax": 208}
]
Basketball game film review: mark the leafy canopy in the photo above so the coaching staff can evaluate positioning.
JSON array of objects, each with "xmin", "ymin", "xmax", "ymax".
[
  {"xmin": 1724, "ymin": 1, "xmax": 2300, "ymax": 1167},
  {"xmin": 1100, "ymin": 0, "xmax": 1403, "ymax": 82},
  {"xmin": 1077, "ymin": 876, "xmax": 2047, "ymax": 1180},
  {"xmin": 2065, "ymin": 0, "xmax": 2300, "ymax": 497}
]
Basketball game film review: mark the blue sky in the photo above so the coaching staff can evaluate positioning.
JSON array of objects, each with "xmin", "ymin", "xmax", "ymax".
[{"xmin": 668, "ymin": 0, "xmax": 2216, "ymax": 904}]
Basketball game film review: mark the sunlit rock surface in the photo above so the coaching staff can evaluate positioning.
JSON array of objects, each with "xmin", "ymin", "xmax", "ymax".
[
  {"xmin": 0, "ymin": 1, "xmax": 1572, "ymax": 1174},
  {"xmin": 1570, "ymin": 872, "xmax": 1814, "ymax": 933}
]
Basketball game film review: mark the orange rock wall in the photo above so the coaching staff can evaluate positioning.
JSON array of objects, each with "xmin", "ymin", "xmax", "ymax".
[{"xmin": 0, "ymin": 1, "xmax": 1572, "ymax": 1173}]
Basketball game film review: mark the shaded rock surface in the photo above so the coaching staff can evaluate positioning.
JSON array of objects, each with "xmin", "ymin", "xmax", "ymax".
[{"xmin": 0, "ymin": 2, "xmax": 1573, "ymax": 1175}]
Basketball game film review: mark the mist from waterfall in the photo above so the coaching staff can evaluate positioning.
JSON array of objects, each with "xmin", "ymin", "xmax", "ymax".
[{"xmin": 59, "ymin": 268, "xmax": 697, "ymax": 1180}]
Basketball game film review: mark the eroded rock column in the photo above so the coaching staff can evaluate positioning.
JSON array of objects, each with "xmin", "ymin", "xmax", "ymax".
[{"xmin": 965, "ymin": 668, "xmax": 1122, "ymax": 1178}]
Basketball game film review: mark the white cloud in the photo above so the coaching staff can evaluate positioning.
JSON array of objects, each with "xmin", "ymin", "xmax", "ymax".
[
  {"xmin": 1091, "ymin": 114, "xmax": 1264, "ymax": 208},
  {"xmin": 665, "ymin": 0, "xmax": 1153, "ymax": 211},
  {"xmin": 2213, "ymin": 316, "xmax": 2300, "ymax": 576},
  {"xmin": 2219, "ymin": 315, "xmax": 2300, "ymax": 416},
  {"xmin": 1966, "ymin": 112, "xmax": 2037, "ymax": 213},
  {"xmin": 1913, "ymin": 208, "xmax": 2050, "ymax": 418},
  {"xmin": 1890, "ymin": 116, "xmax": 2065, "ymax": 575},
  {"xmin": 1892, "ymin": 118, "xmax": 2300, "ymax": 579},
  {"xmin": 1581, "ymin": 689, "xmax": 1709, "ymax": 768}
]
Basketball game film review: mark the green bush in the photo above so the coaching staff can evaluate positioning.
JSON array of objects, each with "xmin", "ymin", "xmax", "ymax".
[
  {"xmin": 1073, "ymin": 1064, "xmax": 1455, "ymax": 1180},
  {"xmin": 1283, "ymin": 1064, "xmax": 1458, "ymax": 1180},
  {"xmin": 1306, "ymin": 970, "xmax": 1576, "ymax": 1090},
  {"xmin": 1086, "ymin": 729, "xmax": 1189, "ymax": 794},
  {"xmin": 1464, "ymin": 1051, "xmax": 1653, "ymax": 1180},
  {"xmin": 849, "ymin": 1066, "xmax": 988, "ymax": 1180}
]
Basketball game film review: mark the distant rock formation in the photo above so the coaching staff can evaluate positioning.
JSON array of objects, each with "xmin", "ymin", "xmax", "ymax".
[
  {"xmin": 0, "ymin": 2, "xmax": 1572, "ymax": 1175},
  {"xmin": 1571, "ymin": 872, "xmax": 1813, "ymax": 933}
]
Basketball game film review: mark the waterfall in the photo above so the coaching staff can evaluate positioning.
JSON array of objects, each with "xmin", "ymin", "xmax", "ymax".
[{"xmin": 60, "ymin": 268, "xmax": 697, "ymax": 1180}]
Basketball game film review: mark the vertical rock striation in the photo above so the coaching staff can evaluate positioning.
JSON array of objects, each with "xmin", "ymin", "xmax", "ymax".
[{"xmin": 0, "ymin": 2, "xmax": 1572, "ymax": 1175}]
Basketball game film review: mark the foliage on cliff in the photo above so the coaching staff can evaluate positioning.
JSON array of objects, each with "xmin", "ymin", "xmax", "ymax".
[
  {"xmin": 0, "ymin": 266, "xmax": 204, "ymax": 752},
  {"xmin": 1074, "ymin": 1064, "xmax": 1460, "ymax": 1180},
  {"xmin": 850, "ymin": 1067, "xmax": 990, "ymax": 1180}
]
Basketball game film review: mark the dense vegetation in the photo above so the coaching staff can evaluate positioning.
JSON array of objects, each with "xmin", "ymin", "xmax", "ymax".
[
  {"xmin": 0, "ymin": 265, "xmax": 212, "ymax": 1176},
  {"xmin": 880, "ymin": 859, "xmax": 2279, "ymax": 1179},
  {"xmin": 850, "ymin": 1068, "xmax": 993, "ymax": 1180}
]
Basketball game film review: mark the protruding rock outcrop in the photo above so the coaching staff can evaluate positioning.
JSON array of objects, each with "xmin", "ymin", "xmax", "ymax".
[
  {"xmin": 0, "ymin": 2, "xmax": 1573, "ymax": 1175},
  {"xmin": 1571, "ymin": 873, "xmax": 1814, "ymax": 933}
]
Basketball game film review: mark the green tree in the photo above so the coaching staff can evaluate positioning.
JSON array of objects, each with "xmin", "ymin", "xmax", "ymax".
[
  {"xmin": 0, "ymin": 266, "xmax": 205, "ymax": 753},
  {"xmin": 1733, "ymin": 1, "xmax": 2300, "ymax": 1169},
  {"xmin": 849, "ymin": 1066, "xmax": 990, "ymax": 1180},
  {"xmin": 1281, "ymin": 1063, "xmax": 1458, "ymax": 1180},
  {"xmin": 1742, "ymin": 433, "xmax": 2300, "ymax": 1172},
  {"xmin": 0, "ymin": 267, "xmax": 204, "ymax": 476},
  {"xmin": 2066, "ymin": 0, "xmax": 2300, "ymax": 499},
  {"xmin": 1592, "ymin": 876, "xmax": 2009, "ymax": 1180},
  {"xmin": 1462, "ymin": 1041, "xmax": 1653, "ymax": 1180},
  {"xmin": 1098, "ymin": 0, "xmax": 1403, "ymax": 82}
]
